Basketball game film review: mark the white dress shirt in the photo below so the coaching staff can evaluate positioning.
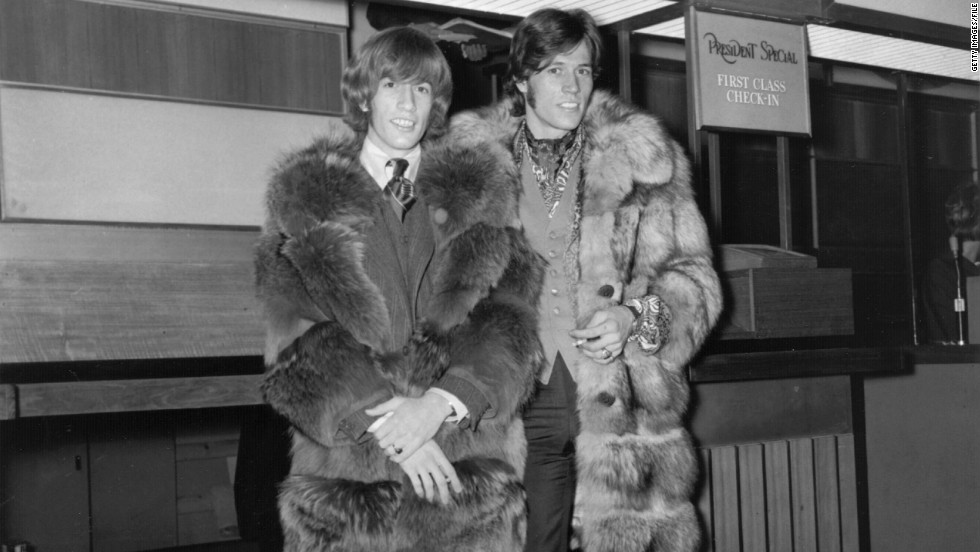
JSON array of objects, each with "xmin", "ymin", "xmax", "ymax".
[{"xmin": 359, "ymin": 134, "xmax": 422, "ymax": 190}]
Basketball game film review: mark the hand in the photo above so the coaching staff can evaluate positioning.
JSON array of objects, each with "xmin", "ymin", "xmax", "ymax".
[
  {"xmin": 396, "ymin": 440, "xmax": 462, "ymax": 504},
  {"xmin": 366, "ymin": 393, "xmax": 453, "ymax": 462},
  {"xmin": 569, "ymin": 306, "xmax": 634, "ymax": 364},
  {"xmin": 406, "ymin": 22, "xmax": 443, "ymax": 41},
  {"xmin": 461, "ymin": 43, "xmax": 488, "ymax": 61}
]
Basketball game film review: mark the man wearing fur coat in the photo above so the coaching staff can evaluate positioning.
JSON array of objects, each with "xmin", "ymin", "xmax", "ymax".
[
  {"xmin": 448, "ymin": 9, "xmax": 723, "ymax": 552},
  {"xmin": 255, "ymin": 26, "xmax": 545, "ymax": 551}
]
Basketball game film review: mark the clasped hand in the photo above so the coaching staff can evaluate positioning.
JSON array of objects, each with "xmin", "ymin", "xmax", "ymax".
[
  {"xmin": 366, "ymin": 394, "xmax": 461, "ymax": 503},
  {"xmin": 569, "ymin": 306, "xmax": 634, "ymax": 364}
]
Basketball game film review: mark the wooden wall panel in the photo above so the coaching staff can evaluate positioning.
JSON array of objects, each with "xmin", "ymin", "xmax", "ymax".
[
  {"xmin": 181, "ymin": 14, "xmax": 218, "ymax": 101},
  {"xmin": 836, "ymin": 435, "xmax": 860, "ymax": 552},
  {"xmin": 0, "ymin": 259, "xmax": 263, "ymax": 363},
  {"xmin": 0, "ymin": 0, "xmax": 34, "ymax": 82},
  {"xmin": 89, "ymin": 414, "xmax": 178, "ymax": 551},
  {"xmin": 697, "ymin": 448, "xmax": 714, "ymax": 552},
  {"xmin": 62, "ymin": 0, "xmax": 91, "ymax": 88},
  {"xmin": 764, "ymin": 441, "xmax": 794, "ymax": 552},
  {"xmin": 0, "ymin": 224, "xmax": 267, "ymax": 365},
  {"xmin": 711, "ymin": 446, "xmax": 741, "ymax": 552},
  {"xmin": 814, "ymin": 436, "xmax": 843, "ymax": 552},
  {"xmin": 790, "ymin": 439, "xmax": 818, "ymax": 552},
  {"xmin": 135, "ymin": 7, "xmax": 173, "ymax": 96},
  {"xmin": 0, "ymin": 418, "xmax": 91, "ymax": 550},
  {"xmin": 212, "ymin": 18, "xmax": 247, "ymax": 104},
  {"xmin": 175, "ymin": 420, "xmax": 240, "ymax": 545},
  {"xmin": 698, "ymin": 435, "xmax": 860, "ymax": 552},
  {"xmin": 0, "ymin": 0, "xmax": 345, "ymax": 113},
  {"xmin": 738, "ymin": 445, "xmax": 767, "ymax": 552},
  {"xmin": 691, "ymin": 376, "xmax": 853, "ymax": 447},
  {"xmin": 32, "ymin": 0, "xmax": 70, "ymax": 85}
]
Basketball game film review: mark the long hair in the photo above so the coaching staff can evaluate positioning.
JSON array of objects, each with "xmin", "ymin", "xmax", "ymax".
[
  {"xmin": 503, "ymin": 8, "xmax": 602, "ymax": 117},
  {"xmin": 342, "ymin": 27, "xmax": 453, "ymax": 138}
]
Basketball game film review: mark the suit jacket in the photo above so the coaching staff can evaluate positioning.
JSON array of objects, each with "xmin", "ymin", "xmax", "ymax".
[
  {"xmin": 361, "ymin": 189, "xmax": 435, "ymax": 352},
  {"xmin": 254, "ymin": 122, "xmax": 545, "ymax": 551}
]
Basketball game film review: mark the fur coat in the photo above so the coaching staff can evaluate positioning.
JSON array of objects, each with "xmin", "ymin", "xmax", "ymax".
[
  {"xmin": 255, "ymin": 123, "xmax": 545, "ymax": 551},
  {"xmin": 450, "ymin": 90, "xmax": 723, "ymax": 552}
]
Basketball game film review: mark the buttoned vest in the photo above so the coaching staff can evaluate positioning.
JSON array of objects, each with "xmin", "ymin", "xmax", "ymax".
[{"xmin": 518, "ymin": 152, "xmax": 581, "ymax": 384}]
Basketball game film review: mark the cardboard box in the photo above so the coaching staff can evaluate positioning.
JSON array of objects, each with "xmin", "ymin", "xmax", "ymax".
[{"xmin": 718, "ymin": 267, "xmax": 854, "ymax": 340}]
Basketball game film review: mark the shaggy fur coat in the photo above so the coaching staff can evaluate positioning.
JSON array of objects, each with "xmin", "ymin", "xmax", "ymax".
[
  {"xmin": 450, "ymin": 90, "xmax": 723, "ymax": 552},
  {"xmin": 255, "ymin": 123, "xmax": 545, "ymax": 551}
]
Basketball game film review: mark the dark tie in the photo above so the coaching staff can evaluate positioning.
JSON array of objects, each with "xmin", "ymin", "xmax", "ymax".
[{"xmin": 385, "ymin": 158, "xmax": 415, "ymax": 219}]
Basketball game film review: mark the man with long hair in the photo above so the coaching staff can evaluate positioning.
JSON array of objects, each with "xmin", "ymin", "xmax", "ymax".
[
  {"xmin": 449, "ymin": 9, "xmax": 722, "ymax": 551},
  {"xmin": 253, "ymin": 26, "xmax": 544, "ymax": 551}
]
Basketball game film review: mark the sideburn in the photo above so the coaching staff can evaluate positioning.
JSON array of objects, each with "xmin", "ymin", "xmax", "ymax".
[{"xmin": 525, "ymin": 83, "xmax": 537, "ymax": 110}]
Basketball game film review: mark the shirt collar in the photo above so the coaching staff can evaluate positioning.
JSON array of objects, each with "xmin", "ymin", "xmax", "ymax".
[{"xmin": 359, "ymin": 135, "xmax": 422, "ymax": 190}]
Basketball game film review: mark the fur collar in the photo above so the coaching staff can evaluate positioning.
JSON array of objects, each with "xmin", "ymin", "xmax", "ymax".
[
  {"xmin": 449, "ymin": 90, "xmax": 679, "ymax": 197},
  {"xmin": 266, "ymin": 121, "xmax": 522, "ymax": 240},
  {"xmin": 265, "ymin": 123, "xmax": 379, "ymax": 237}
]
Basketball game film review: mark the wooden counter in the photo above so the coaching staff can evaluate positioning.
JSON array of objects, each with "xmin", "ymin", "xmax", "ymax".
[
  {"xmin": 0, "ymin": 348, "xmax": 907, "ymax": 420},
  {"xmin": 862, "ymin": 348, "xmax": 980, "ymax": 552},
  {"xmin": 6, "ymin": 347, "xmax": 967, "ymax": 552}
]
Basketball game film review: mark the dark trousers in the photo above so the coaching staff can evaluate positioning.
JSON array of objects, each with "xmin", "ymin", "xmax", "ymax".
[{"xmin": 523, "ymin": 353, "xmax": 580, "ymax": 552}]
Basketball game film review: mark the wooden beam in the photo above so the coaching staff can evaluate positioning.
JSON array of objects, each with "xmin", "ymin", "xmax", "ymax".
[
  {"xmin": 689, "ymin": 347, "xmax": 908, "ymax": 383},
  {"xmin": 0, "ymin": 223, "xmax": 257, "ymax": 263},
  {"xmin": 608, "ymin": 1, "xmax": 685, "ymax": 33},
  {"xmin": 617, "ymin": 29, "xmax": 632, "ymax": 102},
  {"xmin": 14, "ymin": 375, "xmax": 264, "ymax": 418},
  {"xmin": 777, "ymin": 135, "xmax": 793, "ymax": 249},
  {"xmin": 695, "ymin": 0, "xmax": 826, "ymax": 23},
  {"xmin": 825, "ymin": 3, "xmax": 969, "ymax": 50}
]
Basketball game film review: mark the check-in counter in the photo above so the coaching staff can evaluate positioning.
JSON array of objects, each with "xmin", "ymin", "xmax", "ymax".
[
  {"xmin": 688, "ymin": 347, "xmax": 902, "ymax": 552},
  {"xmin": 861, "ymin": 346, "xmax": 980, "ymax": 552}
]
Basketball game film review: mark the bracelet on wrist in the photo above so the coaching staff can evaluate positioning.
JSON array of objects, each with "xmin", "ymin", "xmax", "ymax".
[{"xmin": 624, "ymin": 295, "xmax": 672, "ymax": 354}]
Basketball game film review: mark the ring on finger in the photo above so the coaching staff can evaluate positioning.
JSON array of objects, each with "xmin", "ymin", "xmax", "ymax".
[{"xmin": 601, "ymin": 348, "xmax": 612, "ymax": 359}]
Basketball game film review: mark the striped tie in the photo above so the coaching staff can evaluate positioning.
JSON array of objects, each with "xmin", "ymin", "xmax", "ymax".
[{"xmin": 385, "ymin": 158, "xmax": 415, "ymax": 218}]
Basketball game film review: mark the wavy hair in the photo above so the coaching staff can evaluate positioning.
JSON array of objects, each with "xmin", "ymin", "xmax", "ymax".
[
  {"xmin": 503, "ymin": 8, "xmax": 602, "ymax": 117},
  {"xmin": 342, "ymin": 27, "xmax": 453, "ymax": 138}
]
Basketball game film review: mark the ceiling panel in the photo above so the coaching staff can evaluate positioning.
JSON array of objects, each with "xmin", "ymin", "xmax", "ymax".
[
  {"xmin": 636, "ymin": 18, "xmax": 978, "ymax": 82},
  {"xmin": 806, "ymin": 24, "xmax": 977, "ymax": 82},
  {"xmin": 404, "ymin": 0, "xmax": 676, "ymax": 25},
  {"xmin": 402, "ymin": 0, "xmax": 977, "ymax": 83}
]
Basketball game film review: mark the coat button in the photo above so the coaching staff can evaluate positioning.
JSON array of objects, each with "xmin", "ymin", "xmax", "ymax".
[
  {"xmin": 402, "ymin": 346, "xmax": 410, "ymax": 355},
  {"xmin": 547, "ymin": 250, "xmax": 558, "ymax": 258},
  {"xmin": 549, "ymin": 231, "xmax": 559, "ymax": 240},
  {"xmin": 597, "ymin": 392, "xmax": 616, "ymax": 406},
  {"xmin": 549, "ymin": 269, "xmax": 559, "ymax": 277},
  {"xmin": 598, "ymin": 285, "xmax": 615, "ymax": 298},
  {"xmin": 552, "ymin": 307, "xmax": 561, "ymax": 315},
  {"xmin": 550, "ymin": 288, "xmax": 559, "ymax": 296}
]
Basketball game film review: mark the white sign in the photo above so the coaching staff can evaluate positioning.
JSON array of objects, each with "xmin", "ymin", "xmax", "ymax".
[{"xmin": 687, "ymin": 9, "xmax": 811, "ymax": 135}]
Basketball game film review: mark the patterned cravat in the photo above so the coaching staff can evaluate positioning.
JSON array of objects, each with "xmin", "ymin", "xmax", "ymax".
[{"xmin": 385, "ymin": 158, "xmax": 415, "ymax": 218}]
